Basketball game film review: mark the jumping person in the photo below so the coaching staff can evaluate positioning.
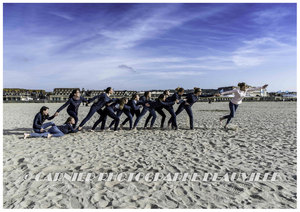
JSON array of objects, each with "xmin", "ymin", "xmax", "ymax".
[
  {"xmin": 166, "ymin": 87, "xmax": 185, "ymax": 130},
  {"xmin": 219, "ymin": 82, "xmax": 268, "ymax": 129},
  {"xmin": 175, "ymin": 87, "xmax": 218, "ymax": 130},
  {"xmin": 23, "ymin": 106, "xmax": 56, "ymax": 139},
  {"xmin": 77, "ymin": 87, "xmax": 114, "ymax": 131},
  {"xmin": 132, "ymin": 91, "xmax": 151, "ymax": 129},
  {"xmin": 55, "ymin": 89, "xmax": 88, "ymax": 128},
  {"xmin": 120, "ymin": 93, "xmax": 142, "ymax": 129},
  {"xmin": 24, "ymin": 116, "xmax": 78, "ymax": 139},
  {"xmin": 144, "ymin": 94, "xmax": 177, "ymax": 129}
]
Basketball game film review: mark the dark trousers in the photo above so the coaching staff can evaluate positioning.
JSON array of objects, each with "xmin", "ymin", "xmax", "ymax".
[
  {"xmin": 91, "ymin": 109, "xmax": 105, "ymax": 130},
  {"xmin": 144, "ymin": 108, "xmax": 157, "ymax": 128},
  {"xmin": 223, "ymin": 101, "xmax": 239, "ymax": 125},
  {"xmin": 78, "ymin": 105, "xmax": 99, "ymax": 127},
  {"xmin": 122, "ymin": 109, "xmax": 140, "ymax": 127},
  {"xmin": 166, "ymin": 106, "xmax": 177, "ymax": 128},
  {"xmin": 67, "ymin": 110, "xmax": 78, "ymax": 128},
  {"xmin": 175, "ymin": 103, "xmax": 194, "ymax": 129},
  {"xmin": 146, "ymin": 107, "xmax": 165, "ymax": 128},
  {"xmin": 133, "ymin": 106, "xmax": 149, "ymax": 128},
  {"xmin": 109, "ymin": 110, "xmax": 133, "ymax": 129},
  {"xmin": 93, "ymin": 107, "xmax": 120, "ymax": 131}
]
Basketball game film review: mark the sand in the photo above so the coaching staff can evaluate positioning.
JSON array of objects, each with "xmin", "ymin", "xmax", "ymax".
[{"xmin": 3, "ymin": 102, "xmax": 297, "ymax": 209}]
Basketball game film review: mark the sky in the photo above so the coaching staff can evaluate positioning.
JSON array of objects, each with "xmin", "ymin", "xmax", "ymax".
[{"xmin": 3, "ymin": 3, "xmax": 297, "ymax": 92}]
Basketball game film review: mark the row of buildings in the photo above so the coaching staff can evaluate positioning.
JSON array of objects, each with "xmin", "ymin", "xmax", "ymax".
[{"xmin": 3, "ymin": 86, "xmax": 295, "ymax": 103}]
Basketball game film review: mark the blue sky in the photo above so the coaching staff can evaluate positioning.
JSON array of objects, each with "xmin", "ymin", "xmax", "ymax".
[{"xmin": 3, "ymin": 3, "xmax": 297, "ymax": 91}]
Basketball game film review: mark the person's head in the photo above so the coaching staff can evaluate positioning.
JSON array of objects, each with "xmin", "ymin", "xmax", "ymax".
[
  {"xmin": 119, "ymin": 97, "xmax": 128, "ymax": 110},
  {"xmin": 163, "ymin": 90, "xmax": 170, "ymax": 96},
  {"xmin": 194, "ymin": 87, "xmax": 202, "ymax": 96},
  {"xmin": 158, "ymin": 94, "xmax": 166, "ymax": 101},
  {"xmin": 132, "ymin": 93, "xmax": 139, "ymax": 101},
  {"xmin": 65, "ymin": 116, "xmax": 75, "ymax": 125},
  {"xmin": 40, "ymin": 106, "xmax": 49, "ymax": 116},
  {"xmin": 69, "ymin": 89, "xmax": 81, "ymax": 98},
  {"xmin": 175, "ymin": 87, "xmax": 185, "ymax": 95},
  {"xmin": 144, "ymin": 91, "xmax": 151, "ymax": 99},
  {"xmin": 238, "ymin": 82, "xmax": 246, "ymax": 91},
  {"xmin": 105, "ymin": 87, "xmax": 113, "ymax": 94}
]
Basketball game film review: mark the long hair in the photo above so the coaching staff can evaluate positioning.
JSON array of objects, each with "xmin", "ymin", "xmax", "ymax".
[
  {"xmin": 131, "ymin": 93, "xmax": 138, "ymax": 100},
  {"xmin": 69, "ymin": 89, "xmax": 80, "ymax": 98},
  {"xmin": 158, "ymin": 94, "xmax": 165, "ymax": 101},
  {"xmin": 144, "ymin": 91, "xmax": 150, "ymax": 98},
  {"xmin": 40, "ymin": 106, "xmax": 49, "ymax": 122},
  {"xmin": 119, "ymin": 97, "xmax": 127, "ymax": 110},
  {"xmin": 105, "ymin": 87, "xmax": 112, "ymax": 93},
  {"xmin": 65, "ymin": 116, "xmax": 74, "ymax": 124},
  {"xmin": 238, "ymin": 82, "xmax": 246, "ymax": 89},
  {"xmin": 194, "ymin": 87, "xmax": 201, "ymax": 94},
  {"xmin": 175, "ymin": 87, "xmax": 184, "ymax": 93},
  {"xmin": 163, "ymin": 90, "xmax": 169, "ymax": 95}
]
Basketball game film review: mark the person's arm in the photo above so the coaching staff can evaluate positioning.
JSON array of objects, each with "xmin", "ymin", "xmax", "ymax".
[
  {"xmin": 47, "ymin": 114, "xmax": 55, "ymax": 120},
  {"xmin": 33, "ymin": 114, "xmax": 42, "ymax": 130},
  {"xmin": 81, "ymin": 96, "xmax": 89, "ymax": 102},
  {"xmin": 131, "ymin": 101, "xmax": 141, "ymax": 110},
  {"xmin": 68, "ymin": 124, "xmax": 78, "ymax": 133},
  {"xmin": 199, "ymin": 94, "xmax": 215, "ymax": 98},
  {"xmin": 123, "ymin": 105, "xmax": 131, "ymax": 111},
  {"xmin": 220, "ymin": 89, "xmax": 237, "ymax": 95},
  {"xmin": 87, "ymin": 95, "xmax": 99, "ymax": 104},
  {"xmin": 160, "ymin": 100, "xmax": 175, "ymax": 106},
  {"xmin": 56, "ymin": 99, "xmax": 71, "ymax": 113}
]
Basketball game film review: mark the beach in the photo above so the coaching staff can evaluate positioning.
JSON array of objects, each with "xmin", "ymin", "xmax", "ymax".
[{"xmin": 3, "ymin": 102, "xmax": 297, "ymax": 209}]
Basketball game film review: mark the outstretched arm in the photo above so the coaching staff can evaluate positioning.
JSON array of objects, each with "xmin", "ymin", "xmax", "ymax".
[
  {"xmin": 56, "ymin": 99, "xmax": 71, "ymax": 113},
  {"xmin": 220, "ymin": 89, "xmax": 237, "ymax": 96}
]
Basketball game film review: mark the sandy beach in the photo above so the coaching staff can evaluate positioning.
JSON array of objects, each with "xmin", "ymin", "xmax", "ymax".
[{"xmin": 3, "ymin": 102, "xmax": 297, "ymax": 209}]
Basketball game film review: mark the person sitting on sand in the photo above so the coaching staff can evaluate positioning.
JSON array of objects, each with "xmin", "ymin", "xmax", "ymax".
[
  {"xmin": 24, "ymin": 116, "xmax": 78, "ymax": 139},
  {"xmin": 219, "ymin": 82, "xmax": 268, "ymax": 129},
  {"xmin": 24, "ymin": 106, "xmax": 56, "ymax": 139}
]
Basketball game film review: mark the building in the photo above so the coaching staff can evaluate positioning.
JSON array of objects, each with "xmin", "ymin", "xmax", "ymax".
[
  {"xmin": 49, "ymin": 88, "xmax": 79, "ymax": 102},
  {"xmin": 3, "ymin": 88, "xmax": 46, "ymax": 102}
]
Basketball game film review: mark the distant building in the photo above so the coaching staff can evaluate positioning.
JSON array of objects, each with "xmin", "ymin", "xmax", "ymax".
[
  {"xmin": 3, "ymin": 88, "xmax": 46, "ymax": 102},
  {"xmin": 49, "ymin": 88, "xmax": 79, "ymax": 102}
]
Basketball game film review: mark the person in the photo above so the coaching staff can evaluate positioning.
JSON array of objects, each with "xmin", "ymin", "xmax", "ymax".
[
  {"xmin": 55, "ymin": 89, "xmax": 88, "ymax": 128},
  {"xmin": 175, "ymin": 87, "xmax": 218, "ymax": 130},
  {"xmin": 77, "ymin": 87, "xmax": 114, "ymax": 131},
  {"xmin": 23, "ymin": 106, "xmax": 56, "ymax": 139},
  {"xmin": 120, "ymin": 93, "xmax": 143, "ymax": 129},
  {"xmin": 91, "ymin": 97, "xmax": 125, "ymax": 131},
  {"xmin": 219, "ymin": 82, "xmax": 268, "ymax": 129},
  {"xmin": 166, "ymin": 87, "xmax": 185, "ymax": 130},
  {"xmin": 24, "ymin": 117, "xmax": 78, "ymax": 139},
  {"xmin": 145, "ymin": 90, "xmax": 170, "ymax": 129},
  {"xmin": 132, "ymin": 91, "xmax": 151, "ymax": 129},
  {"xmin": 143, "ymin": 94, "xmax": 176, "ymax": 129}
]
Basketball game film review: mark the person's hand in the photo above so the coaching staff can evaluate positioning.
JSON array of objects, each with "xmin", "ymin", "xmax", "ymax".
[
  {"xmin": 185, "ymin": 102, "xmax": 190, "ymax": 105},
  {"xmin": 262, "ymin": 84, "xmax": 268, "ymax": 89},
  {"xmin": 54, "ymin": 112, "xmax": 59, "ymax": 116},
  {"xmin": 40, "ymin": 128, "xmax": 45, "ymax": 132},
  {"xmin": 107, "ymin": 102, "xmax": 113, "ymax": 106},
  {"xmin": 145, "ymin": 103, "xmax": 150, "ymax": 107},
  {"xmin": 175, "ymin": 99, "xmax": 179, "ymax": 103}
]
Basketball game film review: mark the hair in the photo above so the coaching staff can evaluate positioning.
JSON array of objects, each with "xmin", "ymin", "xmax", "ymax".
[
  {"xmin": 65, "ymin": 116, "xmax": 74, "ymax": 124},
  {"xmin": 69, "ymin": 89, "xmax": 80, "ymax": 98},
  {"xmin": 119, "ymin": 97, "xmax": 127, "ymax": 110},
  {"xmin": 131, "ymin": 93, "xmax": 138, "ymax": 100},
  {"xmin": 40, "ymin": 106, "xmax": 49, "ymax": 122},
  {"xmin": 105, "ymin": 87, "xmax": 112, "ymax": 93},
  {"xmin": 158, "ymin": 94, "xmax": 165, "ymax": 101},
  {"xmin": 194, "ymin": 87, "xmax": 201, "ymax": 94},
  {"xmin": 238, "ymin": 82, "xmax": 246, "ymax": 88},
  {"xmin": 175, "ymin": 87, "xmax": 184, "ymax": 93},
  {"xmin": 163, "ymin": 90, "xmax": 169, "ymax": 95},
  {"xmin": 144, "ymin": 91, "xmax": 150, "ymax": 98}
]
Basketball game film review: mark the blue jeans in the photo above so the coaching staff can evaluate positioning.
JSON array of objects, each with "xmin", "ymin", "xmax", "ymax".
[
  {"xmin": 94, "ymin": 107, "xmax": 120, "ymax": 131},
  {"xmin": 166, "ymin": 106, "xmax": 177, "ymax": 129},
  {"xmin": 175, "ymin": 103, "xmax": 194, "ymax": 129},
  {"xmin": 30, "ymin": 122, "xmax": 54, "ymax": 137},
  {"xmin": 144, "ymin": 108, "xmax": 157, "ymax": 128},
  {"xmin": 122, "ymin": 109, "xmax": 140, "ymax": 127},
  {"xmin": 223, "ymin": 101, "xmax": 239, "ymax": 125},
  {"xmin": 48, "ymin": 126, "xmax": 65, "ymax": 137},
  {"xmin": 109, "ymin": 110, "xmax": 133, "ymax": 129}
]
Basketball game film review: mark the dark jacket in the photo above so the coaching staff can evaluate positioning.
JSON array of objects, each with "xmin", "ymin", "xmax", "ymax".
[
  {"xmin": 33, "ymin": 112, "xmax": 55, "ymax": 130},
  {"xmin": 57, "ymin": 123, "xmax": 78, "ymax": 134},
  {"xmin": 165, "ymin": 92, "xmax": 184, "ymax": 106},
  {"xmin": 88, "ymin": 93, "xmax": 112, "ymax": 110},
  {"xmin": 56, "ymin": 96, "xmax": 88, "ymax": 113}
]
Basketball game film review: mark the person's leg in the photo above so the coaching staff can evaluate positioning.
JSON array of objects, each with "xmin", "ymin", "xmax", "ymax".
[
  {"xmin": 29, "ymin": 129, "xmax": 49, "ymax": 138},
  {"xmin": 225, "ymin": 102, "xmax": 237, "ymax": 125},
  {"xmin": 48, "ymin": 126, "xmax": 64, "ymax": 137},
  {"xmin": 175, "ymin": 103, "xmax": 185, "ymax": 116},
  {"xmin": 149, "ymin": 109, "xmax": 157, "ymax": 128},
  {"xmin": 185, "ymin": 106, "xmax": 194, "ymax": 129},
  {"xmin": 123, "ymin": 110, "xmax": 133, "ymax": 129},
  {"xmin": 156, "ymin": 108, "xmax": 166, "ymax": 128},
  {"xmin": 166, "ymin": 106, "xmax": 177, "ymax": 129},
  {"xmin": 106, "ymin": 108, "xmax": 120, "ymax": 131},
  {"xmin": 78, "ymin": 106, "xmax": 97, "ymax": 128},
  {"xmin": 133, "ymin": 107, "xmax": 148, "ymax": 128},
  {"xmin": 109, "ymin": 110, "xmax": 122, "ymax": 129},
  {"xmin": 67, "ymin": 110, "xmax": 78, "ymax": 128},
  {"xmin": 92, "ymin": 110, "xmax": 107, "ymax": 130},
  {"xmin": 41, "ymin": 122, "xmax": 55, "ymax": 129},
  {"xmin": 144, "ymin": 113, "xmax": 152, "ymax": 128}
]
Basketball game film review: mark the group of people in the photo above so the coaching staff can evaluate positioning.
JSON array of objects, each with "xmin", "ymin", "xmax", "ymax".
[{"xmin": 24, "ymin": 83, "xmax": 268, "ymax": 139}]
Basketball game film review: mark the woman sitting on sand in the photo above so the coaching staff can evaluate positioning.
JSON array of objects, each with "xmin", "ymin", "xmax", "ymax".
[
  {"xmin": 55, "ymin": 89, "xmax": 89, "ymax": 128},
  {"xmin": 24, "ymin": 117, "xmax": 78, "ymax": 139},
  {"xmin": 219, "ymin": 82, "xmax": 268, "ymax": 129},
  {"xmin": 24, "ymin": 106, "xmax": 56, "ymax": 139}
]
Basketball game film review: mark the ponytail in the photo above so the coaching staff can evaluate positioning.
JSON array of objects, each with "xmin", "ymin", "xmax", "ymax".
[{"xmin": 105, "ymin": 87, "xmax": 112, "ymax": 93}]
